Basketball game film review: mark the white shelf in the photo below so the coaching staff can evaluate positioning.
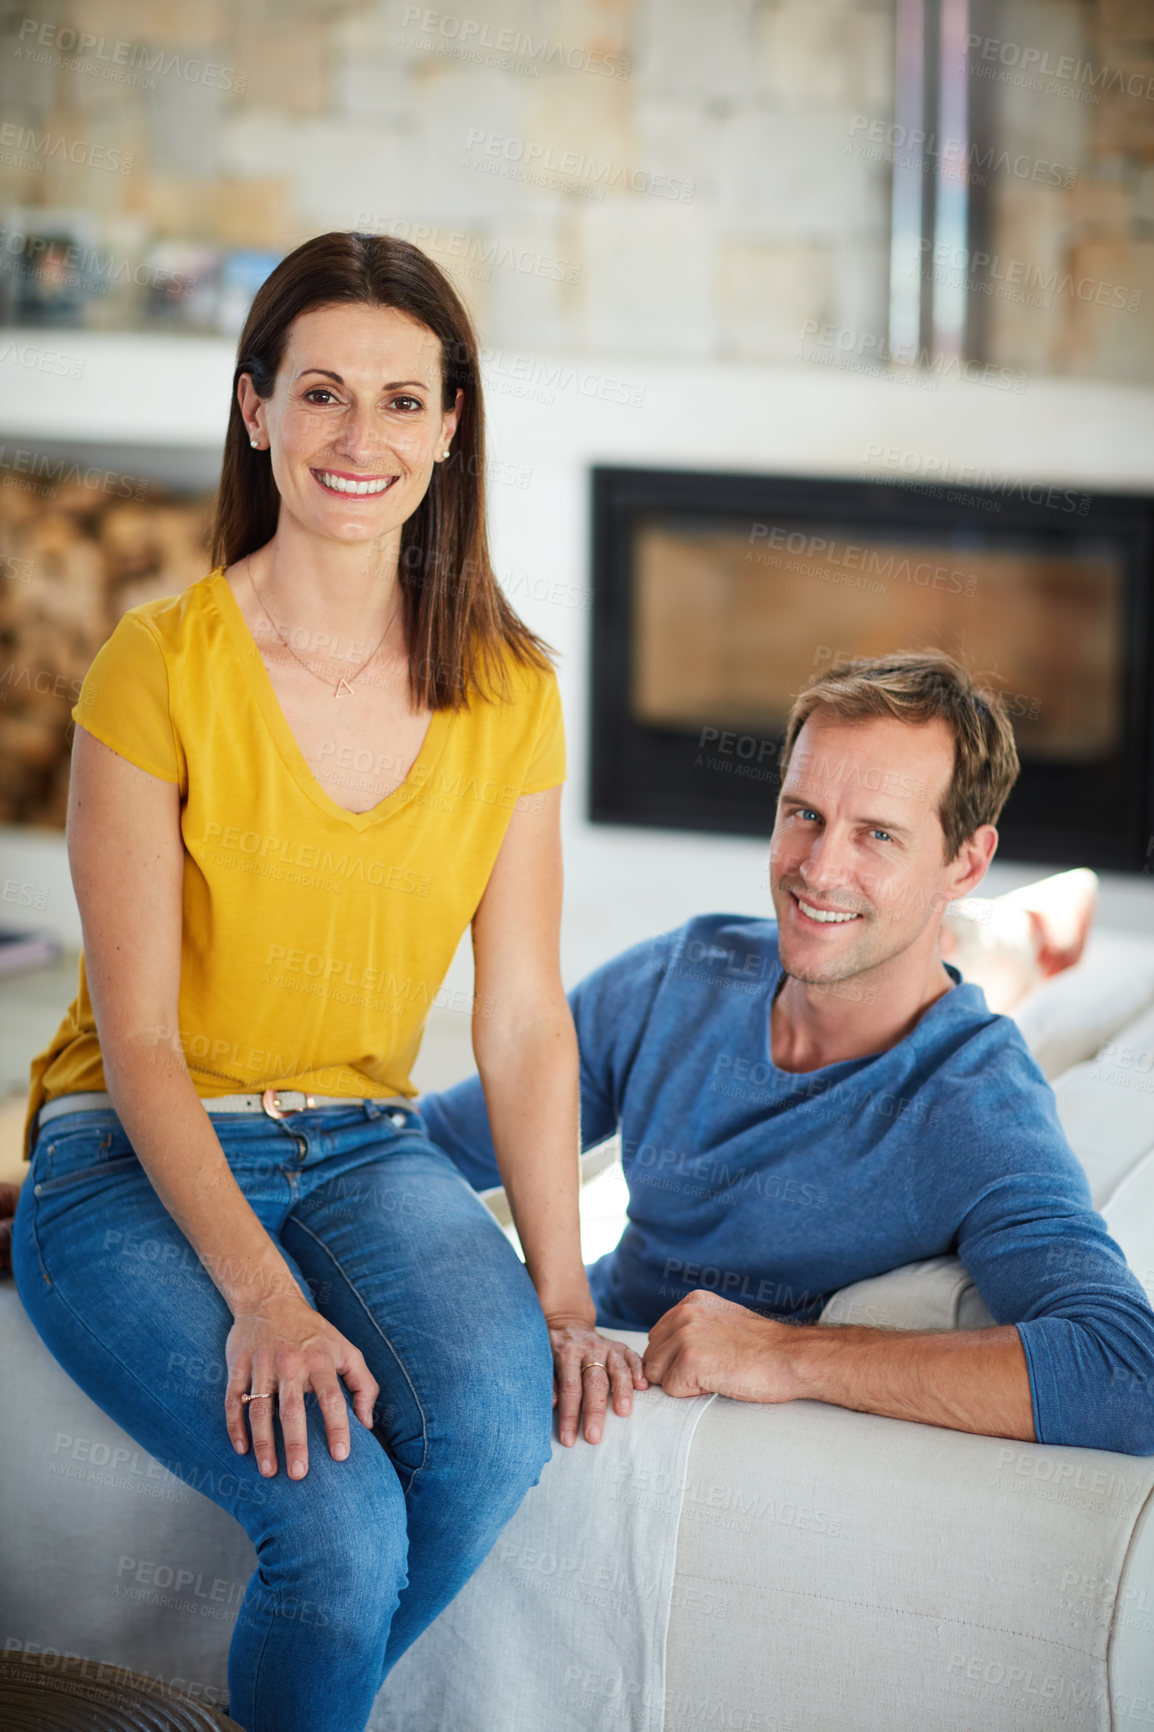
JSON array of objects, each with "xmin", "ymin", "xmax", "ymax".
[
  {"xmin": 1, "ymin": 329, "xmax": 1153, "ymax": 492},
  {"xmin": 0, "ymin": 330, "xmax": 235, "ymax": 447}
]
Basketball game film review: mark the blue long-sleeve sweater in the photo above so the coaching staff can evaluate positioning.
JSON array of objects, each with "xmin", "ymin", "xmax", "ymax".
[{"xmin": 421, "ymin": 915, "xmax": 1154, "ymax": 1455}]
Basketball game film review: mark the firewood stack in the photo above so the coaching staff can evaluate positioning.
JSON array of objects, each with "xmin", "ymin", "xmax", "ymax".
[{"xmin": 0, "ymin": 475, "xmax": 213, "ymax": 827}]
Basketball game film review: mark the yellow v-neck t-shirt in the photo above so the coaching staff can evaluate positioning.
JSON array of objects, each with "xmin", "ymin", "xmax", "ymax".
[{"xmin": 23, "ymin": 567, "xmax": 565, "ymax": 1159}]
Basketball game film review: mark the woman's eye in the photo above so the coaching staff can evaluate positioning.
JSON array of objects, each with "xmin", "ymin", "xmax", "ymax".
[
  {"xmin": 304, "ymin": 388, "xmax": 337, "ymax": 403},
  {"xmin": 392, "ymin": 395, "xmax": 423, "ymax": 412}
]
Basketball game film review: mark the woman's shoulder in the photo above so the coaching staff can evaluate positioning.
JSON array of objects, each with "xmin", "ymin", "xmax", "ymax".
[
  {"xmin": 458, "ymin": 639, "xmax": 565, "ymax": 791},
  {"xmin": 499, "ymin": 640, "xmax": 559, "ymax": 700},
  {"xmin": 466, "ymin": 633, "xmax": 559, "ymax": 712},
  {"xmin": 110, "ymin": 568, "xmax": 226, "ymax": 656}
]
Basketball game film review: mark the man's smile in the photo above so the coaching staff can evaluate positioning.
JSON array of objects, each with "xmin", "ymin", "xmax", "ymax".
[{"xmin": 790, "ymin": 891, "xmax": 864, "ymax": 928}]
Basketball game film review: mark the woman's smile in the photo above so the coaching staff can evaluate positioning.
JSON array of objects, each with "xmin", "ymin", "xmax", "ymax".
[{"xmin": 311, "ymin": 466, "xmax": 399, "ymax": 497}]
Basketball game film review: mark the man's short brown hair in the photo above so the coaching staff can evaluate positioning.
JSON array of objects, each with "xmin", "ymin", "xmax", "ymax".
[{"xmin": 780, "ymin": 650, "xmax": 1020, "ymax": 860}]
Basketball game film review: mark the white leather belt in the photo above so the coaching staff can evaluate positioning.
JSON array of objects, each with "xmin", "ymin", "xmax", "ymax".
[{"xmin": 36, "ymin": 1088, "xmax": 413, "ymax": 1130}]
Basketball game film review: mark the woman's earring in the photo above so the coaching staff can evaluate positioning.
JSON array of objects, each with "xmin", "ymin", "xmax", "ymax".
[
  {"xmin": 440, "ymin": 448, "xmax": 451, "ymax": 459},
  {"xmin": 250, "ymin": 433, "xmax": 260, "ymax": 448}
]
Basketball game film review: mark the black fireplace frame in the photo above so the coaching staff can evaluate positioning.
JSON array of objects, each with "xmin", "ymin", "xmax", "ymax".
[{"xmin": 589, "ymin": 464, "xmax": 1154, "ymax": 873}]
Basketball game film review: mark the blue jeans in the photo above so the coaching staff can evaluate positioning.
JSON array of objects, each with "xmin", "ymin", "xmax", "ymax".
[{"xmin": 12, "ymin": 1098, "xmax": 554, "ymax": 1732}]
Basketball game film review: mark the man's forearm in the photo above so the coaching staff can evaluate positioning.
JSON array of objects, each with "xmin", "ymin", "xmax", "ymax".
[
  {"xmin": 644, "ymin": 1293, "xmax": 1037, "ymax": 1444},
  {"xmin": 783, "ymin": 1320, "xmax": 1035, "ymax": 1441}
]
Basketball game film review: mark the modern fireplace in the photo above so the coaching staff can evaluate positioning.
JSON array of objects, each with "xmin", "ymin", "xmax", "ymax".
[{"xmin": 589, "ymin": 466, "xmax": 1154, "ymax": 873}]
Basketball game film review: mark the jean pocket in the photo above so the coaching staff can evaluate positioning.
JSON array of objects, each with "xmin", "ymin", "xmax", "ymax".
[
  {"xmin": 30, "ymin": 1116, "xmax": 138, "ymax": 1196},
  {"xmin": 32, "ymin": 1153, "xmax": 142, "ymax": 1197}
]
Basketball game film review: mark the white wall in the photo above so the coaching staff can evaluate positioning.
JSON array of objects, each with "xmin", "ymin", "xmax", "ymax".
[{"xmin": 2, "ymin": 332, "xmax": 1153, "ymax": 980}]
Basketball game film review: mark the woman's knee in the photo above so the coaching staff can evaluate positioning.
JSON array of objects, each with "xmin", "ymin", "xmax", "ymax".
[
  {"xmin": 256, "ymin": 1431, "xmax": 408, "ymax": 1613},
  {"xmin": 431, "ymin": 1353, "xmax": 554, "ymax": 1506}
]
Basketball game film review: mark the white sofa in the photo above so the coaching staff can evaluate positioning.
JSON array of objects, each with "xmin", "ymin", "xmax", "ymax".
[{"xmin": 3, "ymin": 928, "xmax": 1154, "ymax": 1731}]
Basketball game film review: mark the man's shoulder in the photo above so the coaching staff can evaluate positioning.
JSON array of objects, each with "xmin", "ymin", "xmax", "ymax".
[
  {"xmin": 678, "ymin": 911, "xmax": 780, "ymax": 950},
  {"xmin": 592, "ymin": 912, "xmax": 779, "ymax": 986},
  {"xmin": 909, "ymin": 977, "xmax": 1060, "ymax": 1132},
  {"xmin": 916, "ymin": 975, "xmax": 1040, "ymax": 1067}
]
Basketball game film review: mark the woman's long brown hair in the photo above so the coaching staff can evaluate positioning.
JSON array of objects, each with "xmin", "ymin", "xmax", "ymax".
[{"xmin": 210, "ymin": 231, "xmax": 552, "ymax": 708}]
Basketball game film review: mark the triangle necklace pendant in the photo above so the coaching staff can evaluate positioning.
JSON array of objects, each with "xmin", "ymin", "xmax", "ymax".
[{"xmin": 335, "ymin": 677, "xmax": 354, "ymax": 697}]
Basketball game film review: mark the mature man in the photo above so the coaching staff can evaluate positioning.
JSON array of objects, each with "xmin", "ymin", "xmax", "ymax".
[{"xmin": 423, "ymin": 652, "xmax": 1154, "ymax": 1456}]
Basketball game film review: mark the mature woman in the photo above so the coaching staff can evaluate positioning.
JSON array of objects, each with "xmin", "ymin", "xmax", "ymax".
[{"xmin": 11, "ymin": 231, "xmax": 644, "ymax": 1732}]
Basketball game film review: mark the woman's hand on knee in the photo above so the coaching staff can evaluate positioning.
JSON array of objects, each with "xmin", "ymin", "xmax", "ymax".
[{"xmin": 224, "ymin": 1294, "xmax": 379, "ymax": 1480}]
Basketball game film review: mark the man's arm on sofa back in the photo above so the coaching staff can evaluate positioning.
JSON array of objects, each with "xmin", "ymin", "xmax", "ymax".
[{"xmin": 906, "ymin": 1029, "xmax": 1154, "ymax": 1455}]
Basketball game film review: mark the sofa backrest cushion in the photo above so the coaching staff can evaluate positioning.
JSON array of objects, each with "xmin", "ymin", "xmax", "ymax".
[{"xmin": 1010, "ymin": 929, "xmax": 1154, "ymax": 1080}]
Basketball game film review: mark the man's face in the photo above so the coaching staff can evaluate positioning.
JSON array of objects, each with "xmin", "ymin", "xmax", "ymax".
[{"xmin": 769, "ymin": 710, "xmax": 961, "ymax": 987}]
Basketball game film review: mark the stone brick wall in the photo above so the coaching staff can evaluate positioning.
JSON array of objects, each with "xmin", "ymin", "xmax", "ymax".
[
  {"xmin": 975, "ymin": 0, "xmax": 1154, "ymax": 380},
  {"xmin": 0, "ymin": 0, "xmax": 1149, "ymax": 381}
]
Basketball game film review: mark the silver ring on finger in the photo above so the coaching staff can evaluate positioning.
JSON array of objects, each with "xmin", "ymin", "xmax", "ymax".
[{"xmin": 241, "ymin": 1391, "xmax": 276, "ymax": 1404}]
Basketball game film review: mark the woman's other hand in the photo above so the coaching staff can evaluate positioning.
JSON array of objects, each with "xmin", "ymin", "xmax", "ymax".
[
  {"xmin": 225, "ymin": 1292, "xmax": 380, "ymax": 1479},
  {"xmin": 546, "ymin": 1312, "xmax": 647, "ymax": 1447}
]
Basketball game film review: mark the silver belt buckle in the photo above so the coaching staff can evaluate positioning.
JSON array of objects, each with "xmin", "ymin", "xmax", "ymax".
[{"xmin": 261, "ymin": 1088, "xmax": 317, "ymax": 1120}]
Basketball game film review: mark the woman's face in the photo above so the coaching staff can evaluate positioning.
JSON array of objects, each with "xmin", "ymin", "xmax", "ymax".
[{"xmin": 239, "ymin": 301, "xmax": 463, "ymax": 549}]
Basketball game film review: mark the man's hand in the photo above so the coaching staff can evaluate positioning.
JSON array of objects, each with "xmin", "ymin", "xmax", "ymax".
[
  {"xmin": 643, "ymin": 1290, "xmax": 799, "ymax": 1403},
  {"xmin": 644, "ymin": 1287, "xmax": 1035, "ymax": 1442},
  {"xmin": 0, "ymin": 1181, "xmax": 20, "ymax": 1275}
]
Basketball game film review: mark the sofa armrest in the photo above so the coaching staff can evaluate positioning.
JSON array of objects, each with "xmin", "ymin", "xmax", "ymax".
[
  {"xmin": 666, "ymin": 1395, "xmax": 1154, "ymax": 1732},
  {"xmin": 819, "ymin": 1255, "xmax": 995, "ymax": 1332}
]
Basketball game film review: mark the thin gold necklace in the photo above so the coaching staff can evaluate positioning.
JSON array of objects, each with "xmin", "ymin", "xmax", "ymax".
[{"xmin": 244, "ymin": 555, "xmax": 401, "ymax": 697}]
